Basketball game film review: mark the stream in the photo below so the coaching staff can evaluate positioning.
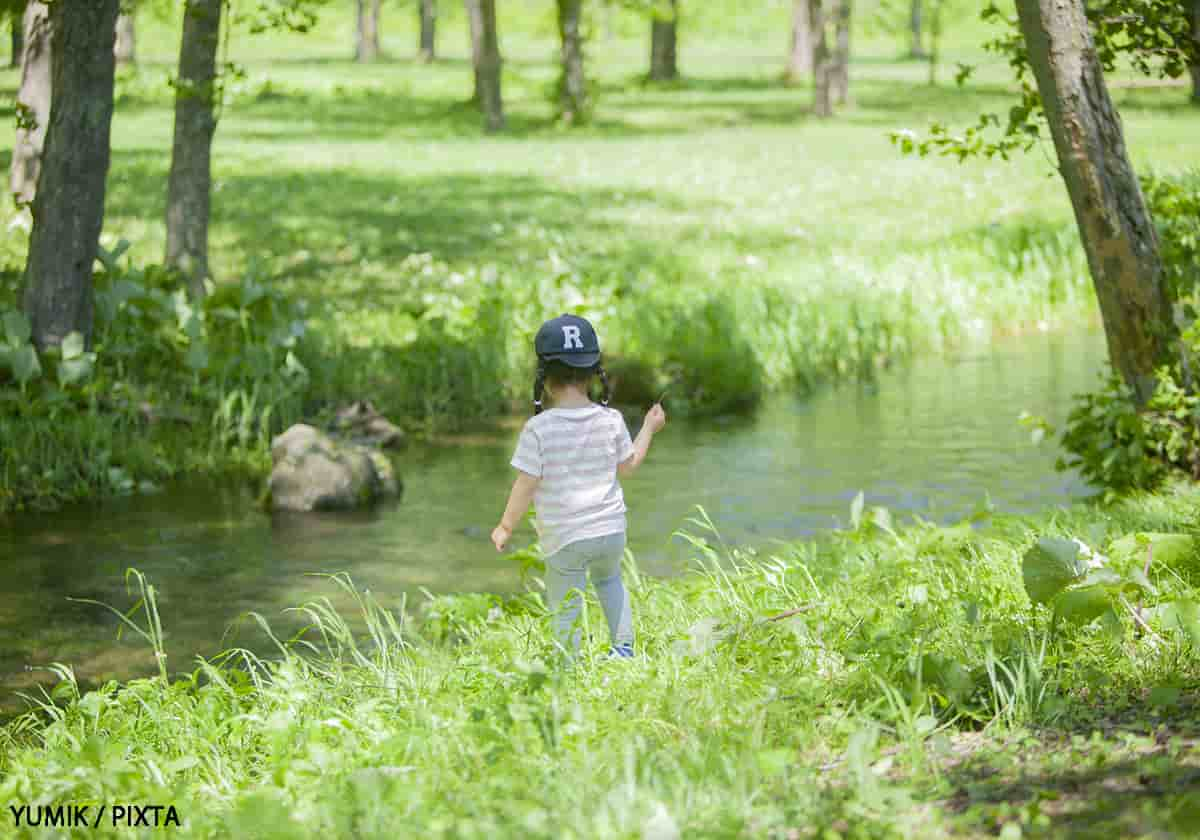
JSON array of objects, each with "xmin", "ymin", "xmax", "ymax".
[{"xmin": 1, "ymin": 329, "xmax": 1107, "ymax": 705}]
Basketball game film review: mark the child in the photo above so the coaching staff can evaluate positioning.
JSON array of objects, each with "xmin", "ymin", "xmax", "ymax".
[{"xmin": 491, "ymin": 314, "xmax": 666, "ymax": 658}]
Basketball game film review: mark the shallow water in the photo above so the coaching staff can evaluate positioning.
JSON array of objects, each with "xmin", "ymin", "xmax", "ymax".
[{"xmin": 1, "ymin": 330, "xmax": 1106, "ymax": 703}]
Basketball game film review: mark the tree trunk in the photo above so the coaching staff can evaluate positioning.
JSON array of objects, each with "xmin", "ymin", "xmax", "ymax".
[
  {"xmin": 165, "ymin": 0, "xmax": 223, "ymax": 300},
  {"xmin": 927, "ymin": 0, "xmax": 942, "ymax": 85},
  {"xmin": 785, "ymin": 0, "xmax": 812, "ymax": 83},
  {"xmin": 648, "ymin": 0, "xmax": 677, "ymax": 81},
  {"xmin": 21, "ymin": 0, "xmax": 119, "ymax": 350},
  {"xmin": 418, "ymin": 0, "xmax": 436, "ymax": 62},
  {"xmin": 1014, "ymin": 0, "xmax": 1173, "ymax": 406},
  {"xmin": 1190, "ymin": 0, "xmax": 1199, "ymax": 104},
  {"xmin": 10, "ymin": 1, "xmax": 50, "ymax": 207},
  {"xmin": 908, "ymin": 0, "xmax": 925, "ymax": 58},
  {"xmin": 558, "ymin": 0, "xmax": 587, "ymax": 122},
  {"xmin": 355, "ymin": 0, "xmax": 380, "ymax": 62},
  {"xmin": 811, "ymin": 0, "xmax": 832, "ymax": 117},
  {"xmin": 10, "ymin": 5, "xmax": 23, "ymax": 69},
  {"xmin": 465, "ymin": 0, "xmax": 503, "ymax": 131},
  {"xmin": 114, "ymin": 10, "xmax": 135, "ymax": 65},
  {"xmin": 832, "ymin": 0, "xmax": 851, "ymax": 105}
]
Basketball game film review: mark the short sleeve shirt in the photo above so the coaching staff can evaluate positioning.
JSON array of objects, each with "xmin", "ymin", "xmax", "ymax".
[{"xmin": 511, "ymin": 405, "xmax": 635, "ymax": 556}]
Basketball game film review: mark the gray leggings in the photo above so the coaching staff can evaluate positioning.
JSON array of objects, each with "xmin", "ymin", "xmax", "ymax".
[{"xmin": 544, "ymin": 532, "xmax": 633, "ymax": 652}]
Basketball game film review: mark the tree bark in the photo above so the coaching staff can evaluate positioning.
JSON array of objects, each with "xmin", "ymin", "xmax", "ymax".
[
  {"xmin": 927, "ymin": 0, "xmax": 941, "ymax": 85},
  {"xmin": 785, "ymin": 0, "xmax": 812, "ymax": 83},
  {"xmin": 10, "ymin": 1, "xmax": 50, "ymax": 207},
  {"xmin": 165, "ymin": 0, "xmax": 222, "ymax": 300},
  {"xmin": 648, "ymin": 0, "xmax": 677, "ymax": 81},
  {"xmin": 1015, "ymin": 0, "xmax": 1173, "ymax": 406},
  {"xmin": 21, "ymin": 0, "xmax": 119, "ymax": 350},
  {"xmin": 831, "ymin": 0, "xmax": 851, "ymax": 105},
  {"xmin": 465, "ymin": 0, "xmax": 503, "ymax": 131},
  {"xmin": 908, "ymin": 0, "xmax": 925, "ymax": 58},
  {"xmin": 1190, "ymin": 0, "xmax": 1199, "ymax": 103},
  {"xmin": 114, "ymin": 10, "xmax": 135, "ymax": 65},
  {"xmin": 418, "ymin": 0, "xmax": 436, "ymax": 62},
  {"xmin": 811, "ymin": 0, "xmax": 832, "ymax": 117},
  {"xmin": 355, "ymin": 0, "xmax": 380, "ymax": 62},
  {"xmin": 9, "ymin": 4, "xmax": 23, "ymax": 69},
  {"xmin": 558, "ymin": 0, "xmax": 587, "ymax": 122}
]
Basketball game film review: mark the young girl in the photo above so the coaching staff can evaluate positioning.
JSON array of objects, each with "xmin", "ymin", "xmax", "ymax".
[{"xmin": 491, "ymin": 314, "xmax": 666, "ymax": 657}]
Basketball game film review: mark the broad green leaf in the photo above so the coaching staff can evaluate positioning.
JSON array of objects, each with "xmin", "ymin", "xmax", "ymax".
[
  {"xmin": 1147, "ymin": 599, "xmax": 1200, "ymax": 645},
  {"xmin": 1022, "ymin": 537, "xmax": 1088, "ymax": 605},
  {"xmin": 2, "ymin": 310, "xmax": 31, "ymax": 344},
  {"xmin": 9, "ymin": 344, "xmax": 41, "ymax": 384},
  {"xmin": 60, "ymin": 331, "xmax": 85, "ymax": 361},
  {"xmin": 58, "ymin": 355, "xmax": 94, "ymax": 387},
  {"xmin": 1110, "ymin": 533, "xmax": 1196, "ymax": 572},
  {"xmin": 185, "ymin": 342, "xmax": 209, "ymax": 372},
  {"xmin": 1052, "ymin": 585, "xmax": 1111, "ymax": 626}
]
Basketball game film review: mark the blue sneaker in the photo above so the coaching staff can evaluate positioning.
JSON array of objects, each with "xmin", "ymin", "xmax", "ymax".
[{"xmin": 609, "ymin": 643, "xmax": 635, "ymax": 659}]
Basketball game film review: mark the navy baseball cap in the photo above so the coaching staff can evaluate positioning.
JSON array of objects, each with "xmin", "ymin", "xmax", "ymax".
[{"xmin": 535, "ymin": 314, "xmax": 601, "ymax": 368}]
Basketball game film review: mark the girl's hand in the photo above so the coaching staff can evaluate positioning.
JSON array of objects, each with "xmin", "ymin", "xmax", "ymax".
[
  {"xmin": 645, "ymin": 403, "xmax": 667, "ymax": 433},
  {"xmin": 491, "ymin": 524, "xmax": 511, "ymax": 552}
]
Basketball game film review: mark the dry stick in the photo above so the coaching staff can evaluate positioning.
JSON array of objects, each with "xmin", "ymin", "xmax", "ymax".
[{"xmin": 761, "ymin": 603, "xmax": 825, "ymax": 623}]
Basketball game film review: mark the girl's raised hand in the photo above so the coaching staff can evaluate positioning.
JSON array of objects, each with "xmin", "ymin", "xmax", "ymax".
[
  {"xmin": 491, "ymin": 523, "xmax": 511, "ymax": 552},
  {"xmin": 645, "ymin": 403, "xmax": 667, "ymax": 433}
]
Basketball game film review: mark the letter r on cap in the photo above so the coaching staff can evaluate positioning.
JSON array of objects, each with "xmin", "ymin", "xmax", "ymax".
[{"xmin": 561, "ymin": 325, "xmax": 583, "ymax": 350}]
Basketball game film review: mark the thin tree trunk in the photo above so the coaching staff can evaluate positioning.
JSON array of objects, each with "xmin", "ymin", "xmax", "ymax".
[
  {"xmin": 10, "ymin": 1, "xmax": 50, "ymax": 207},
  {"xmin": 21, "ymin": 0, "xmax": 120, "ymax": 350},
  {"xmin": 466, "ymin": 0, "xmax": 482, "ymax": 102},
  {"xmin": 165, "ymin": 0, "xmax": 222, "ymax": 300},
  {"xmin": 114, "ymin": 10, "xmax": 135, "ymax": 65},
  {"xmin": 927, "ymin": 0, "xmax": 941, "ymax": 85},
  {"xmin": 418, "ymin": 0, "xmax": 436, "ymax": 62},
  {"xmin": 832, "ymin": 0, "xmax": 851, "ymax": 105},
  {"xmin": 465, "ymin": 0, "xmax": 503, "ymax": 131},
  {"xmin": 909, "ymin": 0, "xmax": 925, "ymax": 58},
  {"xmin": 648, "ymin": 0, "xmax": 677, "ymax": 81},
  {"xmin": 785, "ymin": 0, "xmax": 812, "ymax": 83},
  {"xmin": 1014, "ymin": 0, "xmax": 1173, "ymax": 406},
  {"xmin": 355, "ymin": 0, "xmax": 380, "ymax": 62},
  {"xmin": 10, "ymin": 5, "xmax": 23, "ymax": 69},
  {"xmin": 811, "ymin": 0, "xmax": 832, "ymax": 117},
  {"xmin": 558, "ymin": 0, "xmax": 587, "ymax": 122},
  {"xmin": 1190, "ymin": 0, "xmax": 1199, "ymax": 103}
]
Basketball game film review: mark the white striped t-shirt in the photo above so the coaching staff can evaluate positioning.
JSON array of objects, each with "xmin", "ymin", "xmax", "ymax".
[{"xmin": 510, "ymin": 405, "xmax": 635, "ymax": 557}]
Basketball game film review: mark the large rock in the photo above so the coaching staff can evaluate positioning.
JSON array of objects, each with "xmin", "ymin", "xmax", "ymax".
[{"xmin": 268, "ymin": 424, "xmax": 401, "ymax": 512}]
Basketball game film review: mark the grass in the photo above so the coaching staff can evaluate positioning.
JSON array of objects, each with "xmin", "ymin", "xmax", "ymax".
[
  {"xmin": 3, "ymin": 486, "xmax": 1200, "ymax": 837},
  {"xmin": 0, "ymin": 6, "xmax": 1198, "ymax": 512}
]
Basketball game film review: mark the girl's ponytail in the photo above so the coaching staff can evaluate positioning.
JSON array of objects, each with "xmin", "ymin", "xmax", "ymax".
[
  {"xmin": 533, "ymin": 361, "xmax": 547, "ymax": 415},
  {"xmin": 597, "ymin": 365, "xmax": 611, "ymax": 407}
]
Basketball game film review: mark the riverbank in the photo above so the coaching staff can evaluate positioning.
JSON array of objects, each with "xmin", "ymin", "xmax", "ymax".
[{"xmin": 3, "ymin": 484, "xmax": 1199, "ymax": 837}]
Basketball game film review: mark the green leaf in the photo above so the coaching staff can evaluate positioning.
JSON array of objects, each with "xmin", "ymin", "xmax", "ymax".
[
  {"xmin": 1052, "ymin": 585, "xmax": 1111, "ymax": 626},
  {"xmin": 1147, "ymin": 599, "xmax": 1200, "ymax": 645},
  {"xmin": 60, "ymin": 331, "xmax": 85, "ymax": 361},
  {"xmin": 849, "ymin": 491, "xmax": 865, "ymax": 530},
  {"xmin": 1022, "ymin": 537, "xmax": 1088, "ymax": 605},
  {"xmin": 58, "ymin": 353, "xmax": 95, "ymax": 387},
  {"xmin": 9, "ymin": 344, "xmax": 41, "ymax": 384},
  {"xmin": 2, "ymin": 310, "xmax": 31, "ymax": 344},
  {"xmin": 1110, "ymin": 533, "xmax": 1196, "ymax": 572},
  {"xmin": 185, "ymin": 342, "xmax": 209, "ymax": 372}
]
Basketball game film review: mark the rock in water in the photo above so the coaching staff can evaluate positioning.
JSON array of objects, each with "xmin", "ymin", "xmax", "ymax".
[
  {"xmin": 268, "ymin": 424, "xmax": 401, "ymax": 512},
  {"xmin": 333, "ymin": 400, "xmax": 406, "ymax": 449}
]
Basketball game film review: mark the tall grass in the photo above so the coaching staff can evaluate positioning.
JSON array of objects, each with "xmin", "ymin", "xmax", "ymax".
[{"xmin": 4, "ymin": 491, "xmax": 1200, "ymax": 836}]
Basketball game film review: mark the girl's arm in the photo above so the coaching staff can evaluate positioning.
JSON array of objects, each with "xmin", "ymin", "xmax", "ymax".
[
  {"xmin": 492, "ymin": 471, "xmax": 540, "ymax": 551},
  {"xmin": 618, "ymin": 403, "xmax": 667, "ymax": 478}
]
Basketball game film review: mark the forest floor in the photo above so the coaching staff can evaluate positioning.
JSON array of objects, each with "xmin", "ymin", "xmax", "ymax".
[{"xmin": 2, "ymin": 483, "xmax": 1200, "ymax": 837}]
